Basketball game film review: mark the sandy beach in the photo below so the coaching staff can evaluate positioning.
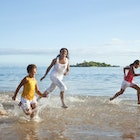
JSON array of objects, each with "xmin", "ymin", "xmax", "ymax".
[{"xmin": 0, "ymin": 92, "xmax": 140, "ymax": 140}]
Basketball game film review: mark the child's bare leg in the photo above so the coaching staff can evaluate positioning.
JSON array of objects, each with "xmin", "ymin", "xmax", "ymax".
[
  {"xmin": 31, "ymin": 103, "xmax": 36, "ymax": 110},
  {"xmin": 110, "ymin": 89, "xmax": 124, "ymax": 101},
  {"xmin": 30, "ymin": 103, "xmax": 37, "ymax": 119},
  {"xmin": 21, "ymin": 102, "xmax": 34, "ymax": 118},
  {"xmin": 131, "ymin": 84, "xmax": 140, "ymax": 104},
  {"xmin": 30, "ymin": 112, "xmax": 35, "ymax": 119},
  {"xmin": 137, "ymin": 92, "xmax": 140, "ymax": 104},
  {"xmin": 60, "ymin": 91, "xmax": 68, "ymax": 108},
  {"xmin": 24, "ymin": 108, "xmax": 32, "ymax": 116}
]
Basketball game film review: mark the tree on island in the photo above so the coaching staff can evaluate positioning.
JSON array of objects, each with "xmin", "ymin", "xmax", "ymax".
[{"xmin": 71, "ymin": 61, "xmax": 119, "ymax": 67}]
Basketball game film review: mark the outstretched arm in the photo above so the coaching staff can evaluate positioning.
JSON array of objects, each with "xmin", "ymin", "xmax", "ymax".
[
  {"xmin": 40, "ymin": 58, "xmax": 56, "ymax": 81},
  {"xmin": 134, "ymin": 73, "xmax": 140, "ymax": 76},
  {"xmin": 12, "ymin": 77, "xmax": 27, "ymax": 100},
  {"xmin": 35, "ymin": 83, "xmax": 46, "ymax": 97}
]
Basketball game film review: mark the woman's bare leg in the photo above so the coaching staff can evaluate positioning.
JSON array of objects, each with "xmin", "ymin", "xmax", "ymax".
[{"xmin": 60, "ymin": 91, "xmax": 68, "ymax": 108}]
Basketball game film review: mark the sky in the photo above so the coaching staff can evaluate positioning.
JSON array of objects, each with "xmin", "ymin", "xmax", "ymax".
[{"xmin": 0, "ymin": 0, "xmax": 140, "ymax": 67}]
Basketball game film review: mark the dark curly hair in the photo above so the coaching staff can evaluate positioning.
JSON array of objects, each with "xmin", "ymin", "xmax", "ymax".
[{"xmin": 27, "ymin": 64, "xmax": 37, "ymax": 73}]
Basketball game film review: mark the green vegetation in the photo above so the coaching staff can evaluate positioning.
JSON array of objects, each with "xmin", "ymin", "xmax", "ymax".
[{"xmin": 70, "ymin": 61, "xmax": 119, "ymax": 67}]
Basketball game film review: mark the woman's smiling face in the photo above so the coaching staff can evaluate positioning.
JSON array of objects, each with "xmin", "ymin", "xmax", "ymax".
[{"xmin": 60, "ymin": 48, "xmax": 68, "ymax": 57}]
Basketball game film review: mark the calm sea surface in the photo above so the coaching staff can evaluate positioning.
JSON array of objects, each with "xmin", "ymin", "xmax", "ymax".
[
  {"xmin": 0, "ymin": 66, "xmax": 140, "ymax": 98},
  {"xmin": 1, "ymin": 66, "xmax": 140, "ymax": 140}
]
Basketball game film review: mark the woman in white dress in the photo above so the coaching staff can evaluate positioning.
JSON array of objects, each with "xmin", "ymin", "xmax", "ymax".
[{"xmin": 40, "ymin": 48, "xmax": 70, "ymax": 108}]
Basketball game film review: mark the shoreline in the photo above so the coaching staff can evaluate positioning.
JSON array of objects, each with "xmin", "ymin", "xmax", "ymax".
[{"xmin": 1, "ymin": 93, "xmax": 140, "ymax": 140}]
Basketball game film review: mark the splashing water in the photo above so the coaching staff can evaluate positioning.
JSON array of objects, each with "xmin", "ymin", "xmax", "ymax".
[{"xmin": 1, "ymin": 93, "xmax": 140, "ymax": 140}]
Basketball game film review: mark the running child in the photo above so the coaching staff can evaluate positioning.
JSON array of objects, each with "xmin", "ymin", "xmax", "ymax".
[
  {"xmin": 12, "ymin": 64, "xmax": 47, "ymax": 118},
  {"xmin": 110, "ymin": 60, "xmax": 140, "ymax": 104}
]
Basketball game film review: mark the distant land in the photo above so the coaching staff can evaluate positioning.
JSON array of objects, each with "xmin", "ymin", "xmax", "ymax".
[{"xmin": 70, "ymin": 61, "xmax": 120, "ymax": 67}]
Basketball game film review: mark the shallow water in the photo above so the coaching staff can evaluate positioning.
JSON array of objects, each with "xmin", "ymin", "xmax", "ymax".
[
  {"xmin": 1, "ymin": 93, "xmax": 140, "ymax": 140},
  {"xmin": 1, "ymin": 67, "xmax": 140, "ymax": 139}
]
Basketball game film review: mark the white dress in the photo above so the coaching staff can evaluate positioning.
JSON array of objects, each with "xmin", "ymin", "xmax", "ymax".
[{"xmin": 46, "ymin": 57, "xmax": 68, "ymax": 93}]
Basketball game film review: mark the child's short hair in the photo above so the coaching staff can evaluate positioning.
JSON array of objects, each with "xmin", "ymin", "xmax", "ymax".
[{"xmin": 27, "ymin": 64, "xmax": 37, "ymax": 73}]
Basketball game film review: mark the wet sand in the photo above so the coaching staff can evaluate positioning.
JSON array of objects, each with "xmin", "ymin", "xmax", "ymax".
[{"xmin": 0, "ymin": 93, "xmax": 140, "ymax": 140}]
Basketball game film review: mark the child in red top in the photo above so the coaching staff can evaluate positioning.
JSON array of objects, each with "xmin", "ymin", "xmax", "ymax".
[{"xmin": 110, "ymin": 60, "xmax": 140, "ymax": 104}]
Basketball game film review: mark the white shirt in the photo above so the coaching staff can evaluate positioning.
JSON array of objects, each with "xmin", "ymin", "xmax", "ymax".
[{"xmin": 50, "ymin": 57, "xmax": 68, "ymax": 80}]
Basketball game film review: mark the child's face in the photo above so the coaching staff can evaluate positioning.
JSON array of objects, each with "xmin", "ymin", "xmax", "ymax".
[
  {"xmin": 29, "ymin": 68, "xmax": 36, "ymax": 78},
  {"xmin": 134, "ymin": 63, "xmax": 139, "ymax": 69}
]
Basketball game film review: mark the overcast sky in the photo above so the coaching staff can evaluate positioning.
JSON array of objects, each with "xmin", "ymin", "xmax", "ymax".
[{"xmin": 0, "ymin": 0, "xmax": 140, "ymax": 67}]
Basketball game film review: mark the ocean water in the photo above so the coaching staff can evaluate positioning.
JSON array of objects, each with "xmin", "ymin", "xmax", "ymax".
[
  {"xmin": 1, "ymin": 66, "xmax": 140, "ymax": 98},
  {"xmin": 1, "ymin": 66, "xmax": 140, "ymax": 140}
]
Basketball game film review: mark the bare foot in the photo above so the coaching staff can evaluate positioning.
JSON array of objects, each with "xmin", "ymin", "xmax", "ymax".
[
  {"xmin": 62, "ymin": 104, "xmax": 68, "ymax": 108},
  {"xmin": 18, "ymin": 101, "xmax": 22, "ymax": 106},
  {"xmin": 30, "ymin": 112, "xmax": 35, "ymax": 119}
]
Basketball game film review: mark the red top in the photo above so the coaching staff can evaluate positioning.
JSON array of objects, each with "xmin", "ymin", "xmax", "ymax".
[{"xmin": 125, "ymin": 68, "xmax": 134, "ymax": 83}]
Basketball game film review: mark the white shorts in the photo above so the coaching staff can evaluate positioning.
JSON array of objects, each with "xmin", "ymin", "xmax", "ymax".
[
  {"xmin": 121, "ymin": 80, "xmax": 135, "ymax": 90},
  {"xmin": 21, "ymin": 96, "xmax": 37, "ymax": 114}
]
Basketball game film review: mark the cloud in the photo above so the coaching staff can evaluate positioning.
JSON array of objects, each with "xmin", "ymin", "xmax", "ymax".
[
  {"xmin": 0, "ymin": 48, "xmax": 57, "ymax": 56},
  {"xmin": 70, "ymin": 38, "xmax": 140, "ymax": 63},
  {"xmin": 1, "ymin": 38, "xmax": 140, "ymax": 56},
  {"xmin": 1, "ymin": 38, "xmax": 140, "ymax": 66}
]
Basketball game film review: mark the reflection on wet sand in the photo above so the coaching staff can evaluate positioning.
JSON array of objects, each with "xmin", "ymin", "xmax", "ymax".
[{"xmin": 1, "ymin": 95, "xmax": 140, "ymax": 140}]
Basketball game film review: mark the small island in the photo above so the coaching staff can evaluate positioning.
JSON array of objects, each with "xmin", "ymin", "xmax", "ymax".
[{"xmin": 70, "ymin": 61, "xmax": 119, "ymax": 67}]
